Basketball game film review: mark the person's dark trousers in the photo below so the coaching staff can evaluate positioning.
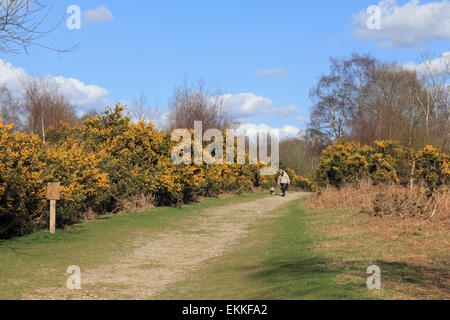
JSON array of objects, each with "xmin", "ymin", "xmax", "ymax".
[{"xmin": 280, "ymin": 183, "xmax": 288, "ymax": 197}]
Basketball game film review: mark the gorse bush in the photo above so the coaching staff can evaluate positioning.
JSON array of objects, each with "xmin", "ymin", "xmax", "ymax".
[
  {"xmin": 415, "ymin": 145, "xmax": 450, "ymax": 193},
  {"xmin": 0, "ymin": 122, "xmax": 109, "ymax": 238},
  {"xmin": 44, "ymin": 142, "xmax": 109, "ymax": 226},
  {"xmin": 315, "ymin": 139, "xmax": 448, "ymax": 192},
  {"xmin": 75, "ymin": 106, "xmax": 172, "ymax": 209},
  {"xmin": 368, "ymin": 140, "xmax": 408, "ymax": 184},
  {"xmin": 315, "ymin": 139, "xmax": 371, "ymax": 188},
  {"xmin": 284, "ymin": 168, "xmax": 316, "ymax": 192},
  {"xmin": 0, "ymin": 105, "xmax": 313, "ymax": 239},
  {"xmin": 0, "ymin": 123, "xmax": 47, "ymax": 237}
]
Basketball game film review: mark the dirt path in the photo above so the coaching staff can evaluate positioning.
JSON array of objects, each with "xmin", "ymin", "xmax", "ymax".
[{"xmin": 23, "ymin": 192, "xmax": 308, "ymax": 300}]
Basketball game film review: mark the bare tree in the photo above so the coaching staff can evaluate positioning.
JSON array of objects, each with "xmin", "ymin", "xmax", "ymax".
[
  {"xmin": 309, "ymin": 53, "xmax": 448, "ymax": 151},
  {"xmin": 130, "ymin": 88, "xmax": 160, "ymax": 123},
  {"xmin": 345, "ymin": 53, "xmax": 377, "ymax": 143},
  {"xmin": 309, "ymin": 56, "xmax": 354, "ymax": 141},
  {"xmin": 168, "ymin": 78, "xmax": 232, "ymax": 131},
  {"xmin": 363, "ymin": 63, "xmax": 424, "ymax": 146},
  {"xmin": 280, "ymin": 129, "xmax": 331, "ymax": 176},
  {"xmin": 0, "ymin": 0, "xmax": 75, "ymax": 54},
  {"xmin": 0, "ymin": 84, "xmax": 21, "ymax": 128},
  {"xmin": 414, "ymin": 52, "xmax": 450, "ymax": 150},
  {"xmin": 22, "ymin": 77, "xmax": 76, "ymax": 141}
]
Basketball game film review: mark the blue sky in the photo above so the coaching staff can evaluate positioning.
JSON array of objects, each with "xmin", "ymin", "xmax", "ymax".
[{"xmin": 1, "ymin": 0, "xmax": 449, "ymax": 137}]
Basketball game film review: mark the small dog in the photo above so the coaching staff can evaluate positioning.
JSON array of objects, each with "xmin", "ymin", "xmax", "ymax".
[{"xmin": 270, "ymin": 187, "xmax": 275, "ymax": 195}]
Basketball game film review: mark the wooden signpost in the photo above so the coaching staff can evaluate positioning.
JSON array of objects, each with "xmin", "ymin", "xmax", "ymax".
[{"xmin": 47, "ymin": 182, "xmax": 60, "ymax": 234}]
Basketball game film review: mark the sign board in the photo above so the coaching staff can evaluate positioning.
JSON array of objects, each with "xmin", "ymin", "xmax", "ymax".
[{"xmin": 47, "ymin": 182, "xmax": 61, "ymax": 200}]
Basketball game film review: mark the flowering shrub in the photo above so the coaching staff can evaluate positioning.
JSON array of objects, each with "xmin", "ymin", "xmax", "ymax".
[
  {"xmin": 0, "ymin": 105, "xmax": 287, "ymax": 238},
  {"xmin": 315, "ymin": 139, "xmax": 449, "ymax": 193},
  {"xmin": 0, "ymin": 122, "xmax": 108, "ymax": 238},
  {"xmin": 75, "ymin": 107, "xmax": 172, "ymax": 209},
  {"xmin": 43, "ymin": 141, "xmax": 109, "ymax": 226},
  {"xmin": 315, "ymin": 139, "xmax": 370, "ymax": 188},
  {"xmin": 284, "ymin": 168, "xmax": 316, "ymax": 192},
  {"xmin": 367, "ymin": 140, "xmax": 410, "ymax": 184},
  {"xmin": 0, "ymin": 122, "xmax": 47, "ymax": 238},
  {"xmin": 415, "ymin": 145, "xmax": 450, "ymax": 193}
]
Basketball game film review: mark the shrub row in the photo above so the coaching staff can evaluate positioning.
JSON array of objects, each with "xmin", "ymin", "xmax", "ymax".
[{"xmin": 0, "ymin": 105, "xmax": 311, "ymax": 239}]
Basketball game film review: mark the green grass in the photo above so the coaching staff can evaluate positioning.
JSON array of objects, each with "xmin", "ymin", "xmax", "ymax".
[
  {"xmin": 0, "ymin": 192, "xmax": 267, "ymax": 300},
  {"xmin": 156, "ymin": 197, "xmax": 380, "ymax": 300},
  {"xmin": 157, "ymin": 197, "xmax": 449, "ymax": 300}
]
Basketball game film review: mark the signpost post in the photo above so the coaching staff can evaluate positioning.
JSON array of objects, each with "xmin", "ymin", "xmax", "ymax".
[{"xmin": 47, "ymin": 182, "xmax": 60, "ymax": 234}]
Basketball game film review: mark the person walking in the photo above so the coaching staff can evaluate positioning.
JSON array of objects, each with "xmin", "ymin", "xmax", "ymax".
[{"xmin": 277, "ymin": 169, "xmax": 290, "ymax": 197}]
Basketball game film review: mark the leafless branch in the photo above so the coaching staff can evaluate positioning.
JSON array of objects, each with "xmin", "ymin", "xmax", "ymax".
[{"xmin": 0, "ymin": 0, "xmax": 77, "ymax": 54}]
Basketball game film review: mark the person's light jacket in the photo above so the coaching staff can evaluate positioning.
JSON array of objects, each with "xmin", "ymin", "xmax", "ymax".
[{"xmin": 277, "ymin": 171, "xmax": 290, "ymax": 185}]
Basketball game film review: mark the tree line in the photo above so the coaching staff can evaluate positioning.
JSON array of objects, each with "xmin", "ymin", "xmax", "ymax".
[
  {"xmin": 0, "ymin": 76, "xmax": 231, "ymax": 140},
  {"xmin": 281, "ymin": 53, "xmax": 449, "ymax": 177},
  {"xmin": 0, "ymin": 78, "xmax": 78, "ymax": 141},
  {"xmin": 310, "ymin": 53, "xmax": 449, "ymax": 150}
]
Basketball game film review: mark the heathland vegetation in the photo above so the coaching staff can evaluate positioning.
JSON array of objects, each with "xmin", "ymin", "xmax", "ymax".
[
  {"xmin": 0, "ymin": 54, "xmax": 448, "ymax": 240},
  {"xmin": 0, "ymin": 104, "xmax": 312, "ymax": 239},
  {"xmin": 281, "ymin": 53, "xmax": 449, "ymax": 222}
]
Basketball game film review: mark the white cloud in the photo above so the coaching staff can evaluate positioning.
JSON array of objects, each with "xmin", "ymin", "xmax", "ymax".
[
  {"xmin": 234, "ymin": 123, "xmax": 303, "ymax": 141},
  {"xmin": 222, "ymin": 93, "xmax": 274, "ymax": 117},
  {"xmin": 83, "ymin": 6, "xmax": 114, "ymax": 25},
  {"xmin": 221, "ymin": 93, "xmax": 301, "ymax": 119},
  {"xmin": 0, "ymin": 60, "xmax": 27, "ymax": 91},
  {"xmin": 0, "ymin": 58, "xmax": 109, "ymax": 110},
  {"xmin": 403, "ymin": 51, "xmax": 450, "ymax": 74},
  {"xmin": 352, "ymin": 0, "xmax": 450, "ymax": 47},
  {"xmin": 53, "ymin": 76, "xmax": 108, "ymax": 108},
  {"xmin": 255, "ymin": 67, "xmax": 291, "ymax": 79},
  {"xmin": 280, "ymin": 125, "xmax": 304, "ymax": 139}
]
